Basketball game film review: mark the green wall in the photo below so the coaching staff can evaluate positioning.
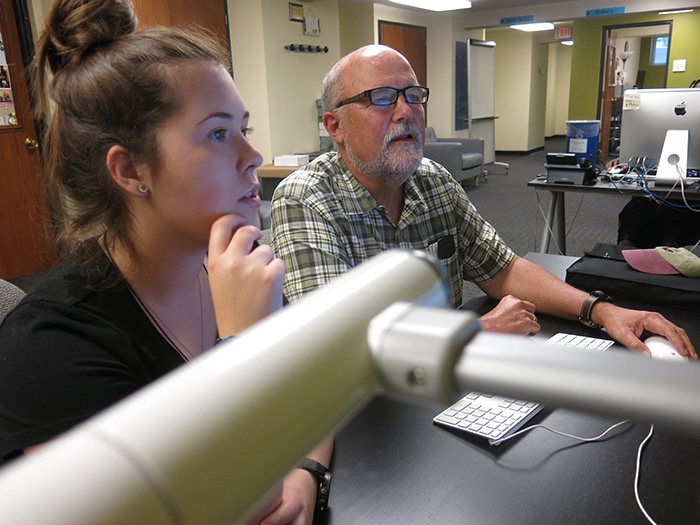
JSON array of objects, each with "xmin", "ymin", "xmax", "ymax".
[
  {"xmin": 569, "ymin": 10, "xmax": 700, "ymax": 120},
  {"xmin": 637, "ymin": 37, "xmax": 666, "ymax": 89}
]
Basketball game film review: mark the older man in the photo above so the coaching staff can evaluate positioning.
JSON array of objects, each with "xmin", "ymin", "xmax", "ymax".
[{"xmin": 271, "ymin": 44, "xmax": 695, "ymax": 357}]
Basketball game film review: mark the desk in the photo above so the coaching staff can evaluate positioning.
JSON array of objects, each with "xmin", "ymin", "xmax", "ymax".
[
  {"xmin": 323, "ymin": 254, "xmax": 700, "ymax": 525},
  {"xmin": 528, "ymin": 177, "xmax": 700, "ymax": 254},
  {"xmin": 257, "ymin": 164, "xmax": 298, "ymax": 199}
]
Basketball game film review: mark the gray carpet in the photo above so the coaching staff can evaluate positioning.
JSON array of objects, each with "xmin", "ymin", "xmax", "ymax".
[{"xmin": 466, "ymin": 136, "xmax": 625, "ymax": 258}]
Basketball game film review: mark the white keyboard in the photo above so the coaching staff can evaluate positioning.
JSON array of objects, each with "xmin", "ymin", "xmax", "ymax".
[{"xmin": 433, "ymin": 333, "xmax": 614, "ymax": 444}]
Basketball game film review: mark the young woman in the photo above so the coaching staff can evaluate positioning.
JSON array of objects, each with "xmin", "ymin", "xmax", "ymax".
[{"xmin": 0, "ymin": 0, "xmax": 329, "ymax": 522}]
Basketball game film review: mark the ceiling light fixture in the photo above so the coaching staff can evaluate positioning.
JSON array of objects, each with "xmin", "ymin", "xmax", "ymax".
[
  {"xmin": 510, "ymin": 22, "xmax": 555, "ymax": 32},
  {"xmin": 388, "ymin": 0, "xmax": 472, "ymax": 12},
  {"xmin": 658, "ymin": 9, "xmax": 693, "ymax": 14},
  {"xmin": 561, "ymin": 40, "xmax": 574, "ymax": 46}
]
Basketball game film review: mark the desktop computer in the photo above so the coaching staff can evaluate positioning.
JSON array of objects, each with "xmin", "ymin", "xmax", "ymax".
[{"xmin": 619, "ymin": 88, "xmax": 700, "ymax": 186}]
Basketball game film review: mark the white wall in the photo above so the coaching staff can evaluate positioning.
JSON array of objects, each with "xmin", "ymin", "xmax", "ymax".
[
  {"xmin": 338, "ymin": 4, "xmax": 375, "ymax": 55},
  {"xmin": 489, "ymin": 29, "xmax": 533, "ymax": 151},
  {"xmin": 528, "ymin": 38, "xmax": 548, "ymax": 152},
  {"xmin": 228, "ymin": 1, "xmax": 273, "ymax": 161},
  {"xmin": 259, "ymin": 0, "xmax": 340, "ymax": 159},
  {"xmin": 489, "ymin": 27, "xmax": 570, "ymax": 152},
  {"xmin": 545, "ymin": 44, "xmax": 559, "ymax": 138},
  {"xmin": 554, "ymin": 44, "xmax": 573, "ymax": 136},
  {"xmin": 230, "ymin": 0, "xmax": 341, "ymax": 162}
]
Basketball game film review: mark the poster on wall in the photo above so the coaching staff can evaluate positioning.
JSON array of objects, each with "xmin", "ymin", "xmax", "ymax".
[
  {"xmin": 303, "ymin": 8, "xmax": 320, "ymax": 36},
  {"xmin": 0, "ymin": 25, "xmax": 19, "ymax": 126}
]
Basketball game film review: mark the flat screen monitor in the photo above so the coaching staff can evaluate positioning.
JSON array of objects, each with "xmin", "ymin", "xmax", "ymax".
[{"xmin": 619, "ymin": 88, "xmax": 700, "ymax": 177}]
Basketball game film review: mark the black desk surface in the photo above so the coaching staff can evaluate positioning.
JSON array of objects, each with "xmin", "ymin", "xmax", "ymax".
[{"xmin": 322, "ymin": 255, "xmax": 700, "ymax": 525}]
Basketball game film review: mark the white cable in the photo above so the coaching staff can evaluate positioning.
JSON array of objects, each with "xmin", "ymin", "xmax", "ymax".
[
  {"xmin": 677, "ymin": 165, "xmax": 700, "ymax": 213},
  {"xmin": 490, "ymin": 418, "xmax": 630, "ymax": 446},
  {"xmin": 490, "ymin": 417, "xmax": 660, "ymax": 524},
  {"xmin": 634, "ymin": 424, "xmax": 658, "ymax": 525}
]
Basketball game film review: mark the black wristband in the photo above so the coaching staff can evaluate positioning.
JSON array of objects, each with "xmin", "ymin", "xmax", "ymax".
[
  {"xmin": 298, "ymin": 458, "xmax": 332, "ymax": 512},
  {"xmin": 579, "ymin": 290, "xmax": 612, "ymax": 329}
]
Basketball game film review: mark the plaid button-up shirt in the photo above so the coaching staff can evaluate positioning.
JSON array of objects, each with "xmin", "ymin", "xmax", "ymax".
[{"xmin": 270, "ymin": 151, "xmax": 514, "ymax": 307}]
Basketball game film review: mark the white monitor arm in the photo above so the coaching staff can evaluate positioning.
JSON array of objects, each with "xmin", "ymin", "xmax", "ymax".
[{"xmin": 2, "ymin": 250, "xmax": 700, "ymax": 525}]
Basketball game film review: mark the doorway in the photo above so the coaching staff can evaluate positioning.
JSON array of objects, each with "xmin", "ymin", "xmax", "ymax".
[{"xmin": 597, "ymin": 21, "xmax": 672, "ymax": 159}]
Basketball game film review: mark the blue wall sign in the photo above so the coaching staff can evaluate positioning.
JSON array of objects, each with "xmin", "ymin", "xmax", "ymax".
[
  {"xmin": 500, "ymin": 15, "xmax": 534, "ymax": 25},
  {"xmin": 586, "ymin": 7, "xmax": 625, "ymax": 16}
]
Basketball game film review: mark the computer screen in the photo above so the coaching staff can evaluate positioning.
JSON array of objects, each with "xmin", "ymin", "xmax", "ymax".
[{"xmin": 619, "ymin": 88, "xmax": 700, "ymax": 176}]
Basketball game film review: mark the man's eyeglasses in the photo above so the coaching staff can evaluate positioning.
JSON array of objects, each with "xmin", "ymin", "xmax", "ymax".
[{"xmin": 334, "ymin": 86, "xmax": 429, "ymax": 110}]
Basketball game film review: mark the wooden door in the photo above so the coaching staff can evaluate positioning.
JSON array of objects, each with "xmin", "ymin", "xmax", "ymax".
[
  {"xmin": 0, "ymin": 0, "xmax": 55, "ymax": 279},
  {"xmin": 131, "ymin": 0, "xmax": 229, "ymax": 52},
  {"xmin": 379, "ymin": 21, "xmax": 427, "ymax": 119},
  {"xmin": 598, "ymin": 30, "xmax": 618, "ymax": 160},
  {"xmin": 378, "ymin": 21, "xmax": 427, "ymax": 87}
]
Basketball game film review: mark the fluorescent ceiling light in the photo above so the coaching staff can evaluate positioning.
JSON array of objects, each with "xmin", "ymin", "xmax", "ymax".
[
  {"xmin": 658, "ymin": 9, "xmax": 693, "ymax": 14},
  {"xmin": 511, "ymin": 22, "xmax": 555, "ymax": 32},
  {"xmin": 389, "ymin": 0, "xmax": 472, "ymax": 11},
  {"xmin": 561, "ymin": 40, "xmax": 574, "ymax": 46}
]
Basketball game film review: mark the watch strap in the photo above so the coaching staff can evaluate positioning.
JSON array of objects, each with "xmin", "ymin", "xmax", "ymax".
[
  {"xmin": 579, "ymin": 290, "xmax": 612, "ymax": 329},
  {"xmin": 298, "ymin": 458, "xmax": 332, "ymax": 512}
]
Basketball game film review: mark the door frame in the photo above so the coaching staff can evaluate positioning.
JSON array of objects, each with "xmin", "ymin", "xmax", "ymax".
[{"xmin": 597, "ymin": 20, "xmax": 673, "ymax": 118}]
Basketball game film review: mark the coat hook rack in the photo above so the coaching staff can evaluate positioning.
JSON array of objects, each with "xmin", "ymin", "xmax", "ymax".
[{"xmin": 284, "ymin": 44, "xmax": 329, "ymax": 53}]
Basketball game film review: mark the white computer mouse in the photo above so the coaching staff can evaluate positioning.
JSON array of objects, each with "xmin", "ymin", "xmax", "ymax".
[{"xmin": 644, "ymin": 336, "xmax": 688, "ymax": 361}]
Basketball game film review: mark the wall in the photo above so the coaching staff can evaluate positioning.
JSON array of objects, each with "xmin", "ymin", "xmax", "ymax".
[
  {"xmin": 545, "ymin": 43, "xmax": 573, "ymax": 137},
  {"xmin": 527, "ymin": 37, "xmax": 548, "ymax": 151},
  {"xmin": 338, "ymin": 4, "xmax": 374, "ymax": 55},
  {"xmin": 488, "ymin": 29, "xmax": 534, "ymax": 152},
  {"xmin": 569, "ymin": 10, "xmax": 700, "ymax": 120},
  {"xmin": 228, "ymin": 1, "xmax": 272, "ymax": 161},
  {"xmin": 637, "ymin": 37, "xmax": 667, "ymax": 88},
  {"xmin": 229, "ymin": 0, "xmax": 341, "ymax": 162}
]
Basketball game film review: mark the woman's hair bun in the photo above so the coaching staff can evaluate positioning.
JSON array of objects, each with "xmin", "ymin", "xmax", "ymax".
[{"xmin": 42, "ymin": 0, "xmax": 138, "ymax": 74}]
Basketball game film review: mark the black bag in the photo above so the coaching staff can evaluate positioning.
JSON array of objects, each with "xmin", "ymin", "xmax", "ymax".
[{"xmin": 565, "ymin": 243, "xmax": 700, "ymax": 311}]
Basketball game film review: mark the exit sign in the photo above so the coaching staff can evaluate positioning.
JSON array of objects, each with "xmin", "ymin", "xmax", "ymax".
[{"xmin": 555, "ymin": 27, "xmax": 572, "ymax": 39}]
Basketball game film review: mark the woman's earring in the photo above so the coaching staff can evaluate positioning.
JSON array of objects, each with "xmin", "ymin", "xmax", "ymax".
[{"xmin": 138, "ymin": 184, "xmax": 149, "ymax": 195}]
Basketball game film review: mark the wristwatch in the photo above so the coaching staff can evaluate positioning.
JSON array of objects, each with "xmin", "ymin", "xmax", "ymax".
[
  {"xmin": 579, "ymin": 290, "xmax": 612, "ymax": 329},
  {"xmin": 299, "ymin": 458, "xmax": 332, "ymax": 512}
]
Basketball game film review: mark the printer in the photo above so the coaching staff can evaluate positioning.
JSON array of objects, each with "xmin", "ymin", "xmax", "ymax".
[{"xmin": 545, "ymin": 153, "xmax": 598, "ymax": 185}]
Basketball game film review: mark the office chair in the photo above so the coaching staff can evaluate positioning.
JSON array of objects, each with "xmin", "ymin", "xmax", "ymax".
[
  {"xmin": 0, "ymin": 279, "xmax": 26, "ymax": 323},
  {"xmin": 423, "ymin": 127, "xmax": 485, "ymax": 185}
]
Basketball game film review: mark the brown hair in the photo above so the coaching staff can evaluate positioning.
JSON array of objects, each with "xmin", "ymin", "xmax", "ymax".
[{"xmin": 33, "ymin": 0, "xmax": 229, "ymax": 272}]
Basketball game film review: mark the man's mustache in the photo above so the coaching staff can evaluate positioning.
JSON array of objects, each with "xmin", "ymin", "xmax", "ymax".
[{"xmin": 384, "ymin": 123, "xmax": 423, "ymax": 147}]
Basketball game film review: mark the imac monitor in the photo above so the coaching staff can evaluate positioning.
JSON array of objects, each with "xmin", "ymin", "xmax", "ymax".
[{"xmin": 619, "ymin": 88, "xmax": 700, "ymax": 185}]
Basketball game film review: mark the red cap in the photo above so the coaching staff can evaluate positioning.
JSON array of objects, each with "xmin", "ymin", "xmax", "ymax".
[{"xmin": 622, "ymin": 249, "xmax": 680, "ymax": 275}]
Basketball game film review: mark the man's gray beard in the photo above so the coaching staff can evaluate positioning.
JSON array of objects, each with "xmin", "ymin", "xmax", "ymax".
[{"xmin": 344, "ymin": 128, "xmax": 423, "ymax": 188}]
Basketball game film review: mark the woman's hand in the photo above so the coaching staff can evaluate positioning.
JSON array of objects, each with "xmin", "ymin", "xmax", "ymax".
[{"xmin": 207, "ymin": 214, "xmax": 285, "ymax": 337}]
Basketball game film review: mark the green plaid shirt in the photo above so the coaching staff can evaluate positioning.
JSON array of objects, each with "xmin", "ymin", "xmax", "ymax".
[{"xmin": 270, "ymin": 151, "xmax": 514, "ymax": 307}]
